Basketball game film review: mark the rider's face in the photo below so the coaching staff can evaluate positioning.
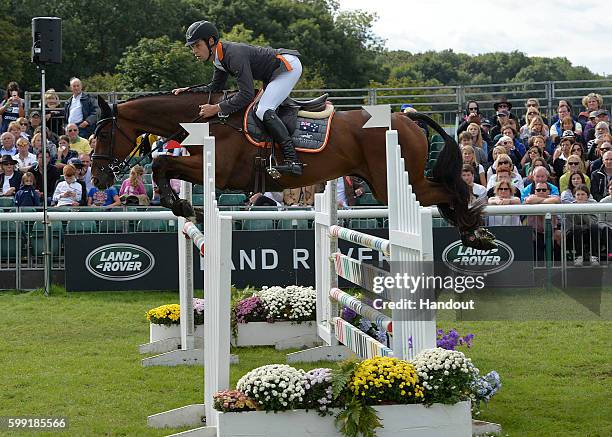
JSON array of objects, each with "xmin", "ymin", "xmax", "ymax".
[{"xmin": 191, "ymin": 40, "xmax": 210, "ymax": 62}]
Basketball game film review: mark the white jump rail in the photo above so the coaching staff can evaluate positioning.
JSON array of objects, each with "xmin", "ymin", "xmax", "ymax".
[
  {"xmin": 289, "ymin": 129, "xmax": 436, "ymax": 363},
  {"xmin": 146, "ymin": 125, "xmax": 233, "ymax": 434}
]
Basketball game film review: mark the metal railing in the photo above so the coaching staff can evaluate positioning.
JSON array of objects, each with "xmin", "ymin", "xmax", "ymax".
[
  {"xmin": 25, "ymin": 79, "xmax": 612, "ymax": 136},
  {"xmin": 0, "ymin": 204, "xmax": 609, "ymax": 290}
]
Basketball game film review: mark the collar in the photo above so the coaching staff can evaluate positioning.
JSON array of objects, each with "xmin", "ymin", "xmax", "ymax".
[
  {"xmin": 73, "ymin": 93, "xmax": 83, "ymax": 100},
  {"xmin": 216, "ymin": 41, "xmax": 224, "ymax": 61}
]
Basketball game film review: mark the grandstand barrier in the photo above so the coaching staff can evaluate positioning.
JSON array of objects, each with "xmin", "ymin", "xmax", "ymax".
[{"xmin": 288, "ymin": 129, "xmax": 436, "ymax": 364}]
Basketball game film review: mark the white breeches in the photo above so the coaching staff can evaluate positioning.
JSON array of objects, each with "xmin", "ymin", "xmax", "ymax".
[{"xmin": 255, "ymin": 54, "xmax": 302, "ymax": 120}]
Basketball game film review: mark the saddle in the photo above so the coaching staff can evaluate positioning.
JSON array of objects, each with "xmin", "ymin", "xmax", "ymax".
[{"xmin": 243, "ymin": 92, "xmax": 335, "ymax": 153}]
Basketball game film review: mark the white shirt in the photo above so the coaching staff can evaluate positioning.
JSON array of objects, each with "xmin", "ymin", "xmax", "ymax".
[
  {"xmin": 52, "ymin": 179, "xmax": 82, "ymax": 206},
  {"xmin": 472, "ymin": 183, "xmax": 487, "ymax": 199},
  {"xmin": 13, "ymin": 152, "xmax": 37, "ymax": 171},
  {"xmin": 68, "ymin": 93, "xmax": 83, "ymax": 124},
  {"xmin": 336, "ymin": 177, "xmax": 348, "ymax": 208},
  {"xmin": 2, "ymin": 173, "xmax": 13, "ymax": 194}
]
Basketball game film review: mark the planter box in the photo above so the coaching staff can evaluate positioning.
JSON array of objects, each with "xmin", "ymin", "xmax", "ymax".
[
  {"xmin": 149, "ymin": 323, "xmax": 180, "ymax": 343},
  {"xmin": 149, "ymin": 323, "xmax": 204, "ymax": 343},
  {"xmin": 216, "ymin": 401, "xmax": 471, "ymax": 437},
  {"xmin": 232, "ymin": 321, "xmax": 320, "ymax": 349}
]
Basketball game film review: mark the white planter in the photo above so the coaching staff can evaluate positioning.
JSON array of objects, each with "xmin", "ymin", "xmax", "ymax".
[
  {"xmin": 149, "ymin": 323, "xmax": 180, "ymax": 343},
  {"xmin": 216, "ymin": 401, "xmax": 472, "ymax": 437},
  {"xmin": 194, "ymin": 324, "xmax": 204, "ymax": 338},
  {"xmin": 233, "ymin": 321, "xmax": 319, "ymax": 349}
]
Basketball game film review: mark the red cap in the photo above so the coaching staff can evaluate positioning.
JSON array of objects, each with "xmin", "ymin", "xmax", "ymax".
[{"xmin": 164, "ymin": 140, "xmax": 182, "ymax": 150}]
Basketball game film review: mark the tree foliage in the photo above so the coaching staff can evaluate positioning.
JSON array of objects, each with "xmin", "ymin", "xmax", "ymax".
[{"xmin": 0, "ymin": 0, "xmax": 603, "ymax": 94}]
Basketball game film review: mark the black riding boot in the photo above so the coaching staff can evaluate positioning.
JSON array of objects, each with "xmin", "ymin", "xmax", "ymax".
[{"xmin": 262, "ymin": 109, "xmax": 303, "ymax": 176}]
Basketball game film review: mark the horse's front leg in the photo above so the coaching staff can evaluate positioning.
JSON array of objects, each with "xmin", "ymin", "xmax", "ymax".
[{"xmin": 151, "ymin": 156, "xmax": 198, "ymax": 221}]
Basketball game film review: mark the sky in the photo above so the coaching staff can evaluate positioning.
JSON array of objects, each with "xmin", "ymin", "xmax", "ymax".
[{"xmin": 338, "ymin": 0, "xmax": 612, "ymax": 76}]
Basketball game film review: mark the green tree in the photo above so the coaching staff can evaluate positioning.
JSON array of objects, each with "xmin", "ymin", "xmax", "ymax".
[{"xmin": 117, "ymin": 36, "xmax": 210, "ymax": 91}]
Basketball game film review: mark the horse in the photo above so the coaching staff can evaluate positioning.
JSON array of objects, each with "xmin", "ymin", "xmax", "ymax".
[{"xmin": 91, "ymin": 91, "xmax": 495, "ymax": 249}]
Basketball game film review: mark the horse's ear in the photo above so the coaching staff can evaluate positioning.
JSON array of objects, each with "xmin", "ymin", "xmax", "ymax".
[{"xmin": 98, "ymin": 95, "xmax": 112, "ymax": 118}]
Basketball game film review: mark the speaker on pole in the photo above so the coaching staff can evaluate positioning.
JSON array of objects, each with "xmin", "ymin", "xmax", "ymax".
[{"xmin": 32, "ymin": 17, "xmax": 62, "ymax": 65}]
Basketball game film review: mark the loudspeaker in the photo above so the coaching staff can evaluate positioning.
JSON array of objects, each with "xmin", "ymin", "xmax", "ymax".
[{"xmin": 32, "ymin": 17, "xmax": 62, "ymax": 65}]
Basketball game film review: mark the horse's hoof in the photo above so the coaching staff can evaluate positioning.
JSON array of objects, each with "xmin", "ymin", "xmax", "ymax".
[
  {"xmin": 172, "ymin": 199, "xmax": 195, "ymax": 218},
  {"xmin": 461, "ymin": 228, "xmax": 497, "ymax": 251}
]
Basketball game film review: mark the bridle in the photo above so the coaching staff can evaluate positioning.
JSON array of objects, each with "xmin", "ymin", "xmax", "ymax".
[{"xmin": 92, "ymin": 103, "xmax": 150, "ymax": 182}]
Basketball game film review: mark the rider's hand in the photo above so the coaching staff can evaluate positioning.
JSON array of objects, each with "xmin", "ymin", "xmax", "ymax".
[
  {"xmin": 199, "ymin": 104, "xmax": 220, "ymax": 118},
  {"xmin": 172, "ymin": 87, "xmax": 189, "ymax": 95}
]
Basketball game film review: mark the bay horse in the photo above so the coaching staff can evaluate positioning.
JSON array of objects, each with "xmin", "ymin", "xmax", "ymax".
[{"xmin": 91, "ymin": 91, "xmax": 495, "ymax": 249}]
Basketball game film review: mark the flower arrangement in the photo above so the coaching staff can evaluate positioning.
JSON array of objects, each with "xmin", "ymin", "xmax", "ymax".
[
  {"xmin": 145, "ymin": 298, "xmax": 205, "ymax": 326},
  {"xmin": 436, "ymin": 328, "xmax": 474, "ymax": 350},
  {"xmin": 236, "ymin": 364, "xmax": 306, "ymax": 412},
  {"xmin": 349, "ymin": 356, "xmax": 424, "ymax": 404},
  {"xmin": 232, "ymin": 286, "xmax": 316, "ymax": 324},
  {"xmin": 412, "ymin": 347, "xmax": 479, "ymax": 405},
  {"xmin": 303, "ymin": 368, "xmax": 335, "ymax": 415},
  {"xmin": 145, "ymin": 304, "xmax": 180, "ymax": 326},
  {"xmin": 215, "ymin": 351, "xmax": 499, "ymax": 437},
  {"xmin": 213, "ymin": 390, "xmax": 258, "ymax": 413},
  {"xmin": 471, "ymin": 370, "xmax": 502, "ymax": 413},
  {"xmin": 341, "ymin": 302, "xmax": 388, "ymax": 346}
]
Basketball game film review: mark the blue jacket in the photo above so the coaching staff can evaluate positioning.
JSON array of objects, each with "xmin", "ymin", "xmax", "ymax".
[
  {"xmin": 15, "ymin": 185, "xmax": 40, "ymax": 206},
  {"xmin": 520, "ymin": 182, "xmax": 560, "ymax": 202}
]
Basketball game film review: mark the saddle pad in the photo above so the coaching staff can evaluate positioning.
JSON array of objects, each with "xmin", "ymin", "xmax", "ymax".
[{"xmin": 243, "ymin": 102, "xmax": 335, "ymax": 153}]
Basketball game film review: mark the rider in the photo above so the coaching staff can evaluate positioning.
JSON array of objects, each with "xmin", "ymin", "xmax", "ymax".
[{"xmin": 173, "ymin": 20, "xmax": 303, "ymax": 176}]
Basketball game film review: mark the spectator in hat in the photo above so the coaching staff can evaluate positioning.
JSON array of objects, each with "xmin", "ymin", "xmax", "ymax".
[
  {"xmin": 578, "ymin": 93, "xmax": 603, "ymax": 127},
  {"xmin": 584, "ymin": 110, "xmax": 610, "ymax": 144},
  {"xmin": 13, "ymin": 137, "xmax": 36, "ymax": 173},
  {"xmin": 52, "ymin": 164, "xmax": 82, "ymax": 207},
  {"xmin": 27, "ymin": 111, "xmax": 42, "ymax": 137},
  {"xmin": 0, "ymin": 155, "xmax": 22, "ymax": 196},
  {"xmin": 583, "ymin": 111, "xmax": 599, "ymax": 143},
  {"xmin": 591, "ymin": 150, "xmax": 612, "ymax": 201}
]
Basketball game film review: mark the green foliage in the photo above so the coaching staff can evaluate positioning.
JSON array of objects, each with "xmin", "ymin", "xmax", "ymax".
[
  {"xmin": 331, "ymin": 359, "xmax": 359, "ymax": 400},
  {"xmin": 117, "ymin": 36, "xmax": 210, "ymax": 91},
  {"xmin": 224, "ymin": 24, "xmax": 269, "ymax": 46},
  {"xmin": 0, "ymin": 16, "xmax": 29, "ymax": 88},
  {"xmin": 335, "ymin": 398, "xmax": 382, "ymax": 437},
  {"xmin": 82, "ymin": 73, "xmax": 125, "ymax": 92}
]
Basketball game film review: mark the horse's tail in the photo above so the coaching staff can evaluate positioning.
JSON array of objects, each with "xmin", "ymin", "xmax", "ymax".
[{"xmin": 403, "ymin": 112, "xmax": 481, "ymax": 231}]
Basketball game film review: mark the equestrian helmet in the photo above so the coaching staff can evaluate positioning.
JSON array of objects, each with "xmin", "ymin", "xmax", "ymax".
[{"xmin": 185, "ymin": 21, "xmax": 219, "ymax": 46}]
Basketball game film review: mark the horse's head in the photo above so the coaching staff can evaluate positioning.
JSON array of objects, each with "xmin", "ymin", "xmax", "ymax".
[{"xmin": 91, "ymin": 95, "xmax": 137, "ymax": 189}]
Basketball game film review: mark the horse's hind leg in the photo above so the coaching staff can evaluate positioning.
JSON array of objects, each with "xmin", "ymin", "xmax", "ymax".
[{"xmin": 152, "ymin": 155, "xmax": 199, "ymax": 221}]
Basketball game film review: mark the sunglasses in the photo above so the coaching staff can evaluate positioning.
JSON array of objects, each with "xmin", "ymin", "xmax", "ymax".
[
  {"xmin": 20, "ymin": 123, "xmax": 28, "ymax": 126},
  {"xmin": 67, "ymin": 129, "xmax": 78, "ymax": 132},
  {"xmin": 497, "ymin": 187, "xmax": 510, "ymax": 191},
  {"xmin": 529, "ymin": 150, "xmax": 539, "ymax": 154},
  {"xmin": 568, "ymin": 162, "xmax": 580, "ymax": 166},
  {"xmin": 536, "ymin": 188, "xmax": 549, "ymax": 192},
  {"xmin": 601, "ymin": 148, "xmax": 611, "ymax": 152},
  {"xmin": 498, "ymin": 104, "xmax": 509, "ymax": 108},
  {"xmin": 498, "ymin": 161, "xmax": 510, "ymax": 164}
]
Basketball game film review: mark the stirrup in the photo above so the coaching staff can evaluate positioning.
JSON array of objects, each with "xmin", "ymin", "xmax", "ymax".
[{"xmin": 273, "ymin": 161, "xmax": 303, "ymax": 176}]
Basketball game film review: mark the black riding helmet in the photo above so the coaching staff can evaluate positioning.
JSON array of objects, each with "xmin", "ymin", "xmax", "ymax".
[{"xmin": 185, "ymin": 21, "xmax": 219, "ymax": 62}]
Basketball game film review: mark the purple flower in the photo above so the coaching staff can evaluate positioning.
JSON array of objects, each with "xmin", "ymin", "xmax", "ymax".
[
  {"xmin": 436, "ymin": 328, "xmax": 475, "ymax": 351},
  {"xmin": 341, "ymin": 306, "xmax": 358, "ymax": 322},
  {"xmin": 234, "ymin": 296, "xmax": 266, "ymax": 323}
]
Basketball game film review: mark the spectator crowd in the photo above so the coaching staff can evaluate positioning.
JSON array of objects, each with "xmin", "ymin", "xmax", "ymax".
[{"xmin": 1, "ymin": 78, "xmax": 610, "ymax": 265}]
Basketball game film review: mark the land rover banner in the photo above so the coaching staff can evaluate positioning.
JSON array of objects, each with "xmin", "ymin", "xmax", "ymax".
[{"xmin": 65, "ymin": 227, "xmax": 533, "ymax": 291}]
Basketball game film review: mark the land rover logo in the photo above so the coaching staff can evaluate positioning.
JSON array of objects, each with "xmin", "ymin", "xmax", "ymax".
[
  {"xmin": 86, "ymin": 244, "xmax": 155, "ymax": 281},
  {"xmin": 441, "ymin": 240, "xmax": 514, "ymax": 275}
]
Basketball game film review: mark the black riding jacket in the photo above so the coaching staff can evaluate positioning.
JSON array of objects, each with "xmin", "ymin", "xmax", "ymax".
[{"xmin": 196, "ymin": 41, "xmax": 300, "ymax": 115}]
